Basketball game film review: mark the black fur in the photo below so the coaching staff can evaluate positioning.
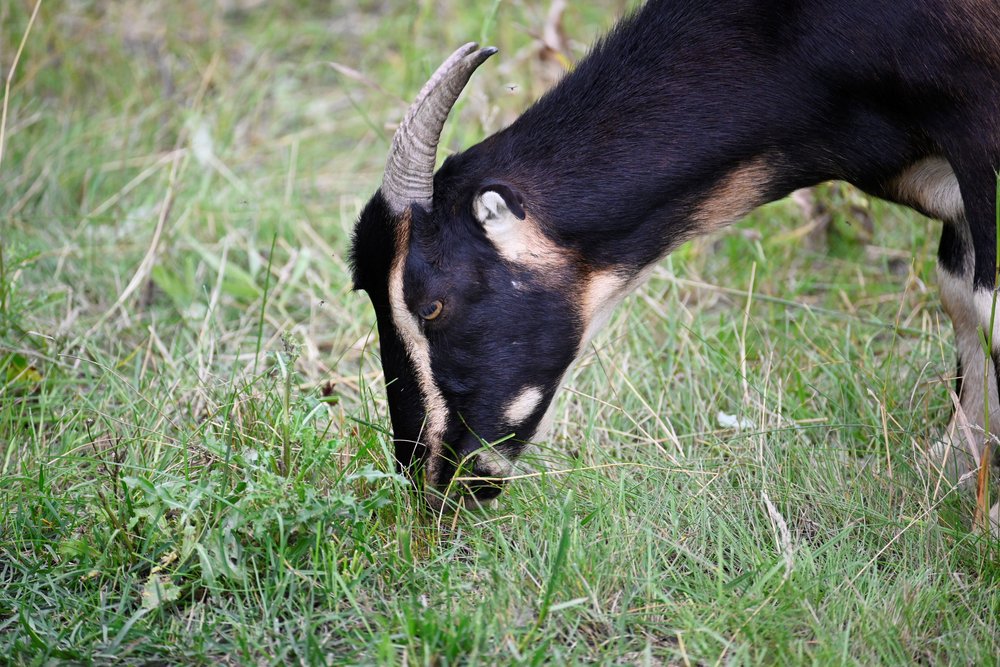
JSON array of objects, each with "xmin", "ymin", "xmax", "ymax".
[
  {"xmin": 404, "ymin": 199, "xmax": 579, "ymax": 470},
  {"xmin": 351, "ymin": 0, "xmax": 1000, "ymax": 499}
]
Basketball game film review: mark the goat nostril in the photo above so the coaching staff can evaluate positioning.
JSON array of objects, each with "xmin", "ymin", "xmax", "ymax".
[
  {"xmin": 462, "ymin": 474, "xmax": 504, "ymax": 501},
  {"xmin": 470, "ymin": 482, "xmax": 503, "ymax": 501}
]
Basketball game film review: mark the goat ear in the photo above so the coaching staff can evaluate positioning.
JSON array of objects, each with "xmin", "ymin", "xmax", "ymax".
[
  {"xmin": 473, "ymin": 184, "xmax": 527, "ymax": 259},
  {"xmin": 473, "ymin": 186, "xmax": 527, "ymax": 261},
  {"xmin": 473, "ymin": 183, "xmax": 526, "ymax": 225}
]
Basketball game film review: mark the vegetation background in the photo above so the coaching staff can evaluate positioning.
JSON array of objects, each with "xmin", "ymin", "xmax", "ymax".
[{"xmin": 1, "ymin": 0, "xmax": 997, "ymax": 663}]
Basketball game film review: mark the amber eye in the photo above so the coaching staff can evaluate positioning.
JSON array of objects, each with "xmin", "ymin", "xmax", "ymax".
[{"xmin": 418, "ymin": 300, "xmax": 443, "ymax": 321}]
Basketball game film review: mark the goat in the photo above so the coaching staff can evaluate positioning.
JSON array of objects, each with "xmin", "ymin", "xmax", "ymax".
[{"xmin": 349, "ymin": 0, "xmax": 1000, "ymax": 518}]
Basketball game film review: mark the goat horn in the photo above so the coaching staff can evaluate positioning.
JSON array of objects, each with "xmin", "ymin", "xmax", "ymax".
[{"xmin": 381, "ymin": 43, "xmax": 498, "ymax": 214}]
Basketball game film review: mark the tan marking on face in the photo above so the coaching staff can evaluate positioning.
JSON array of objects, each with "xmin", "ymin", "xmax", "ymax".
[
  {"xmin": 891, "ymin": 157, "xmax": 964, "ymax": 222},
  {"xmin": 484, "ymin": 211, "xmax": 568, "ymax": 272},
  {"xmin": 386, "ymin": 206, "xmax": 449, "ymax": 480},
  {"xmin": 578, "ymin": 271, "xmax": 630, "ymax": 353},
  {"xmin": 691, "ymin": 157, "xmax": 771, "ymax": 233},
  {"xmin": 578, "ymin": 264, "xmax": 659, "ymax": 354},
  {"xmin": 504, "ymin": 385, "xmax": 544, "ymax": 425}
]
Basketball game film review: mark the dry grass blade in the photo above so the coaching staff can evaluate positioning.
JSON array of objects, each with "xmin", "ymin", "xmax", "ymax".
[
  {"xmin": 761, "ymin": 490, "xmax": 794, "ymax": 580},
  {"xmin": 84, "ymin": 152, "xmax": 182, "ymax": 337},
  {"xmin": 453, "ymin": 460, "xmax": 715, "ymax": 484},
  {"xmin": 949, "ymin": 390, "xmax": 983, "ymax": 471},
  {"xmin": 973, "ymin": 441, "xmax": 992, "ymax": 533},
  {"xmin": 0, "ymin": 0, "xmax": 41, "ymax": 172}
]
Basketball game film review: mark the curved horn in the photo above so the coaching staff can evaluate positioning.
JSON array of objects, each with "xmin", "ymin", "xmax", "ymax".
[{"xmin": 381, "ymin": 43, "xmax": 498, "ymax": 215}]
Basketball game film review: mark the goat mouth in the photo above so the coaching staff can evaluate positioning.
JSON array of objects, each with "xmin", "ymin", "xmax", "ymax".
[{"xmin": 424, "ymin": 477, "xmax": 505, "ymax": 512}]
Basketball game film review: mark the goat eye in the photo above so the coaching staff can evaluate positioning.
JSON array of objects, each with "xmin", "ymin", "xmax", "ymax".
[{"xmin": 419, "ymin": 300, "xmax": 444, "ymax": 321}]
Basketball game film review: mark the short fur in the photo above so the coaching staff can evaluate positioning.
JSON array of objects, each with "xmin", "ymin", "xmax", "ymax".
[{"xmin": 351, "ymin": 0, "xmax": 1000, "ymax": 509}]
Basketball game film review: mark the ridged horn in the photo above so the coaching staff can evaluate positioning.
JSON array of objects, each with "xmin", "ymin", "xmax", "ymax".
[{"xmin": 381, "ymin": 43, "xmax": 498, "ymax": 215}]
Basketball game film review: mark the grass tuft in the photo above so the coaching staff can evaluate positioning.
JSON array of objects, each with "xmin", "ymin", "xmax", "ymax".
[{"xmin": 1, "ymin": 0, "xmax": 998, "ymax": 663}]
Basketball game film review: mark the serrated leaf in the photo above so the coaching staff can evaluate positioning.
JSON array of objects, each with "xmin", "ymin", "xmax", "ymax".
[{"xmin": 141, "ymin": 574, "xmax": 180, "ymax": 611}]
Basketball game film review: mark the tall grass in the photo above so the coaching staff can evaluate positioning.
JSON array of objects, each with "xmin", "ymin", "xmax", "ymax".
[{"xmin": 1, "ymin": 1, "xmax": 997, "ymax": 663}]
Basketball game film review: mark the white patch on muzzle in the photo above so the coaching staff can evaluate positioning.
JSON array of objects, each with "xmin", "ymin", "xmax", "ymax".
[
  {"xmin": 504, "ymin": 385, "xmax": 543, "ymax": 425},
  {"xmin": 476, "ymin": 447, "xmax": 514, "ymax": 477}
]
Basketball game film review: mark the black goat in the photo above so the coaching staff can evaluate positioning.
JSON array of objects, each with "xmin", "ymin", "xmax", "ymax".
[{"xmin": 350, "ymin": 0, "xmax": 1000, "ymax": 519}]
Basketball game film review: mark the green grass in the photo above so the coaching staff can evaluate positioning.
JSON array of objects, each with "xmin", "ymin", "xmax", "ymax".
[{"xmin": 1, "ymin": 1, "xmax": 998, "ymax": 664}]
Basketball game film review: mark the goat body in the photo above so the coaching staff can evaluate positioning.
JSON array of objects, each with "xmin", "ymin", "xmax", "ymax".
[{"xmin": 350, "ymin": 0, "xmax": 1000, "ymax": 517}]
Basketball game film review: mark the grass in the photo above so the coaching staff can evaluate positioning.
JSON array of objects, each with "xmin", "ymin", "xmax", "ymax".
[{"xmin": 1, "ymin": 0, "xmax": 998, "ymax": 664}]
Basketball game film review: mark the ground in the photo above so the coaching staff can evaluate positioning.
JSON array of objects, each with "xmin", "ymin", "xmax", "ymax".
[{"xmin": 1, "ymin": 1, "xmax": 998, "ymax": 664}]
